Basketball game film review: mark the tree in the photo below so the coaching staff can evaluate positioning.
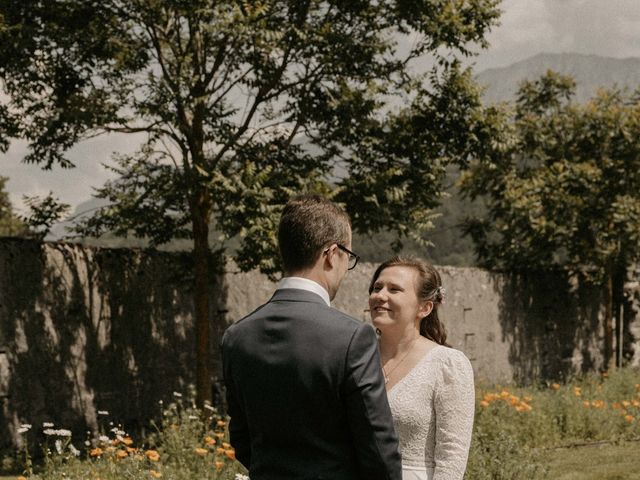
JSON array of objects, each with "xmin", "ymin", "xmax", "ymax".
[
  {"xmin": 460, "ymin": 71, "xmax": 640, "ymax": 369},
  {"xmin": 1, "ymin": 0, "xmax": 501, "ymax": 406},
  {"xmin": 0, "ymin": 176, "xmax": 29, "ymax": 236}
]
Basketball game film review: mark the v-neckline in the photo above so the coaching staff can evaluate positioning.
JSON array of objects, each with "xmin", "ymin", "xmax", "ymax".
[{"xmin": 386, "ymin": 344, "xmax": 442, "ymax": 395}]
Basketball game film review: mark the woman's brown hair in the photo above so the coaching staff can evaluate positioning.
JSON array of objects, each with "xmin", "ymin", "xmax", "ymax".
[{"xmin": 369, "ymin": 256, "xmax": 449, "ymax": 346}]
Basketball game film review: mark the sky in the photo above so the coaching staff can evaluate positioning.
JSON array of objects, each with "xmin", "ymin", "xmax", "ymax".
[{"xmin": 2, "ymin": 0, "xmax": 640, "ymax": 215}]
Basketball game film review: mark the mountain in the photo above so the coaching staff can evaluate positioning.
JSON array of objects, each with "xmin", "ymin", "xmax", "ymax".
[{"xmin": 476, "ymin": 53, "xmax": 640, "ymax": 104}]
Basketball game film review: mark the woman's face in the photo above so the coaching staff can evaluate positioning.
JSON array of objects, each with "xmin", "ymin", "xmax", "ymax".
[{"xmin": 369, "ymin": 265, "xmax": 432, "ymax": 332}]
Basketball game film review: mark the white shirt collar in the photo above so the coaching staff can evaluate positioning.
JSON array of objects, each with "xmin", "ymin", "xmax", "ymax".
[{"xmin": 276, "ymin": 276, "xmax": 331, "ymax": 306}]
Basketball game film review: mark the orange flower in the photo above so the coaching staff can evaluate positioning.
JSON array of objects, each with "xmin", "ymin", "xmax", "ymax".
[
  {"xmin": 123, "ymin": 437, "xmax": 134, "ymax": 446},
  {"xmin": 126, "ymin": 446, "xmax": 138, "ymax": 454},
  {"xmin": 632, "ymin": 400, "xmax": 639, "ymax": 407},
  {"xmin": 194, "ymin": 448, "xmax": 208, "ymax": 457},
  {"xmin": 574, "ymin": 387, "xmax": 582, "ymax": 397},
  {"xmin": 149, "ymin": 470, "xmax": 162, "ymax": 478},
  {"xmin": 480, "ymin": 400, "xmax": 490, "ymax": 408},
  {"xmin": 216, "ymin": 447, "xmax": 226, "ymax": 455},
  {"xmin": 204, "ymin": 436, "xmax": 216, "ymax": 446},
  {"xmin": 613, "ymin": 402, "xmax": 622, "ymax": 410},
  {"xmin": 583, "ymin": 401, "xmax": 590, "ymax": 408},
  {"xmin": 523, "ymin": 396, "xmax": 532, "ymax": 403},
  {"xmin": 217, "ymin": 420, "xmax": 226, "ymax": 428},
  {"xmin": 551, "ymin": 383, "xmax": 561, "ymax": 390},
  {"xmin": 622, "ymin": 400, "xmax": 631, "ymax": 408},
  {"xmin": 215, "ymin": 461, "xmax": 224, "ymax": 470},
  {"xmin": 17, "ymin": 477, "xmax": 27, "ymax": 480},
  {"xmin": 90, "ymin": 447, "xmax": 104, "ymax": 457},
  {"xmin": 625, "ymin": 414, "xmax": 634, "ymax": 423},
  {"xmin": 215, "ymin": 432, "xmax": 225, "ymax": 439},
  {"xmin": 145, "ymin": 450, "xmax": 160, "ymax": 462},
  {"xmin": 116, "ymin": 449, "xmax": 129, "ymax": 459},
  {"xmin": 499, "ymin": 390, "xmax": 509, "ymax": 398},
  {"xmin": 224, "ymin": 448, "xmax": 236, "ymax": 460},
  {"xmin": 222, "ymin": 442, "xmax": 231, "ymax": 449}
]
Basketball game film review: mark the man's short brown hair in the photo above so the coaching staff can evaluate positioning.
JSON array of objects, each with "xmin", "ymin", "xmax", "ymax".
[{"xmin": 278, "ymin": 195, "xmax": 351, "ymax": 273}]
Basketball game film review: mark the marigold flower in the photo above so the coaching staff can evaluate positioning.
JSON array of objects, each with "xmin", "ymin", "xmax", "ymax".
[
  {"xmin": 215, "ymin": 461, "xmax": 224, "ymax": 470},
  {"xmin": 90, "ymin": 447, "xmax": 103, "ymax": 457},
  {"xmin": 224, "ymin": 448, "xmax": 236, "ymax": 460},
  {"xmin": 195, "ymin": 448, "xmax": 208, "ymax": 457},
  {"xmin": 149, "ymin": 470, "xmax": 162, "ymax": 478},
  {"xmin": 480, "ymin": 400, "xmax": 490, "ymax": 408},
  {"xmin": 204, "ymin": 436, "xmax": 216, "ymax": 446},
  {"xmin": 123, "ymin": 437, "xmax": 134, "ymax": 446},
  {"xmin": 145, "ymin": 450, "xmax": 160, "ymax": 462},
  {"xmin": 116, "ymin": 450, "xmax": 128, "ymax": 459},
  {"xmin": 551, "ymin": 383, "xmax": 561, "ymax": 390},
  {"xmin": 509, "ymin": 397, "xmax": 520, "ymax": 406}
]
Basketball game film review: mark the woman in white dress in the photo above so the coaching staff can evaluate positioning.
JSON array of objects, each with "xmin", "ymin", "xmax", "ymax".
[{"xmin": 369, "ymin": 256, "xmax": 475, "ymax": 480}]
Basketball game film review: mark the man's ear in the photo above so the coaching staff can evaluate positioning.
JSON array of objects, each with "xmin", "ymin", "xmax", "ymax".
[{"xmin": 324, "ymin": 244, "xmax": 338, "ymax": 270}]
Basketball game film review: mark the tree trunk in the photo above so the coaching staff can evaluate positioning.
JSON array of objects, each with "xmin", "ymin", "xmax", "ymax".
[
  {"xmin": 604, "ymin": 266, "xmax": 615, "ymax": 371},
  {"xmin": 193, "ymin": 201, "xmax": 212, "ymax": 408}
]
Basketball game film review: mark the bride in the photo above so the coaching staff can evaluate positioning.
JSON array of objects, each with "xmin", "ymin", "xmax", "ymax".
[{"xmin": 369, "ymin": 256, "xmax": 475, "ymax": 480}]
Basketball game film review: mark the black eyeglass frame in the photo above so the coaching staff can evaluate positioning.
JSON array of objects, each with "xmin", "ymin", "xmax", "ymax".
[{"xmin": 336, "ymin": 243, "xmax": 360, "ymax": 270}]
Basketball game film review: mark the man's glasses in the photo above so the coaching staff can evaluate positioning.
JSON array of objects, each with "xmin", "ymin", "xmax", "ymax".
[{"xmin": 337, "ymin": 244, "xmax": 360, "ymax": 270}]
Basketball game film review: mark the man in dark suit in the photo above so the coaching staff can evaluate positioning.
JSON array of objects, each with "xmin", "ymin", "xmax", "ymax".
[{"xmin": 222, "ymin": 195, "xmax": 401, "ymax": 480}]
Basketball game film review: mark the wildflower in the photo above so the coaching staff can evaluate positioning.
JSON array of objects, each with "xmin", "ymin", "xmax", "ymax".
[
  {"xmin": 204, "ymin": 436, "xmax": 216, "ymax": 446},
  {"xmin": 195, "ymin": 448, "xmax": 208, "ymax": 457},
  {"xmin": 222, "ymin": 442, "xmax": 231, "ymax": 449},
  {"xmin": 110, "ymin": 427, "xmax": 126, "ymax": 436},
  {"xmin": 149, "ymin": 470, "xmax": 162, "ymax": 478},
  {"xmin": 217, "ymin": 420, "xmax": 226, "ymax": 427},
  {"xmin": 583, "ymin": 401, "xmax": 590, "ymax": 407},
  {"xmin": 551, "ymin": 383, "xmax": 561, "ymax": 390},
  {"xmin": 509, "ymin": 397, "xmax": 520, "ymax": 406},
  {"xmin": 216, "ymin": 447, "xmax": 226, "ymax": 455},
  {"xmin": 622, "ymin": 400, "xmax": 631, "ymax": 408},
  {"xmin": 515, "ymin": 405, "xmax": 524, "ymax": 412},
  {"xmin": 613, "ymin": 402, "xmax": 621, "ymax": 410},
  {"xmin": 215, "ymin": 432, "xmax": 225, "ymax": 439},
  {"xmin": 99, "ymin": 435, "xmax": 109, "ymax": 443},
  {"xmin": 116, "ymin": 450, "xmax": 128, "ymax": 459},
  {"xmin": 18, "ymin": 424, "xmax": 32, "ymax": 434},
  {"xmin": 573, "ymin": 387, "xmax": 582, "ymax": 397},
  {"xmin": 43, "ymin": 422, "xmax": 54, "ymax": 428},
  {"xmin": 123, "ymin": 437, "xmax": 134, "ymax": 446},
  {"xmin": 625, "ymin": 414, "xmax": 634, "ymax": 423},
  {"xmin": 90, "ymin": 447, "xmax": 104, "ymax": 457},
  {"xmin": 632, "ymin": 400, "xmax": 640, "ymax": 407},
  {"xmin": 43, "ymin": 428, "xmax": 72, "ymax": 437},
  {"xmin": 479, "ymin": 400, "xmax": 490, "ymax": 408},
  {"xmin": 224, "ymin": 449, "xmax": 236, "ymax": 460},
  {"xmin": 69, "ymin": 443, "xmax": 81, "ymax": 457},
  {"xmin": 523, "ymin": 396, "xmax": 532, "ymax": 403},
  {"xmin": 145, "ymin": 450, "xmax": 160, "ymax": 462},
  {"xmin": 126, "ymin": 446, "xmax": 137, "ymax": 454},
  {"xmin": 499, "ymin": 390, "xmax": 509, "ymax": 398},
  {"xmin": 215, "ymin": 461, "xmax": 224, "ymax": 470}
]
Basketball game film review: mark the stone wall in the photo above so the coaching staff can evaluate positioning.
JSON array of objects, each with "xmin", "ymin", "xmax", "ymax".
[{"xmin": 1, "ymin": 239, "xmax": 638, "ymax": 451}]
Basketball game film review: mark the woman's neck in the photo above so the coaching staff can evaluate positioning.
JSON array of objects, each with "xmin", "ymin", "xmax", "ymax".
[{"xmin": 378, "ymin": 326, "xmax": 421, "ymax": 362}]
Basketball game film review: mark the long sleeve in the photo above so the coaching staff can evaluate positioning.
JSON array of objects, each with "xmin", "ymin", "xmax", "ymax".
[
  {"xmin": 433, "ymin": 350, "xmax": 475, "ymax": 480},
  {"xmin": 221, "ymin": 329, "xmax": 252, "ymax": 469},
  {"xmin": 344, "ymin": 323, "xmax": 403, "ymax": 480}
]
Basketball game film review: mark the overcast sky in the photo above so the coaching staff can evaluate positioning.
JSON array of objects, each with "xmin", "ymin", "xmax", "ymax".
[{"xmin": 3, "ymin": 0, "xmax": 640, "ymax": 215}]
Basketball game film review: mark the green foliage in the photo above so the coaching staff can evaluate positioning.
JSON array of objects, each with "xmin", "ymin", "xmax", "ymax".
[
  {"xmin": 460, "ymin": 71, "xmax": 640, "ymax": 281},
  {"xmin": 21, "ymin": 193, "xmax": 70, "ymax": 240},
  {"xmin": 0, "ymin": 176, "xmax": 29, "ymax": 237}
]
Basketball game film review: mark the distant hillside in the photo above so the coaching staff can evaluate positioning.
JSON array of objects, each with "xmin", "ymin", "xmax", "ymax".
[{"xmin": 477, "ymin": 53, "xmax": 640, "ymax": 104}]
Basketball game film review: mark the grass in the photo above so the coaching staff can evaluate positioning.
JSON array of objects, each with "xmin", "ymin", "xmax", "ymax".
[
  {"xmin": 547, "ymin": 441, "xmax": 640, "ymax": 480},
  {"xmin": 6, "ymin": 368, "xmax": 640, "ymax": 479}
]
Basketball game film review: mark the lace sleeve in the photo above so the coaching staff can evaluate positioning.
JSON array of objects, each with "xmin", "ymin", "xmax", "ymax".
[{"xmin": 433, "ymin": 349, "xmax": 475, "ymax": 480}]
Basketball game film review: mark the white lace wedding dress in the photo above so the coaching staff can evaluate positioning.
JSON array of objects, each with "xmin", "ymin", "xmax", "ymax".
[{"xmin": 387, "ymin": 345, "xmax": 475, "ymax": 480}]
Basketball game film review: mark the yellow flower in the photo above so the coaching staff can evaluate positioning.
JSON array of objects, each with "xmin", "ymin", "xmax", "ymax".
[
  {"xmin": 500, "ymin": 390, "xmax": 509, "ymax": 398},
  {"xmin": 215, "ymin": 461, "xmax": 224, "ymax": 470},
  {"xmin": 145, "ymin": 450, "xmax": 160, "ymax": 462},
  {"xmin": 116, "ymin": 449, "xmax": 128, "ymax": 459},
  {"xmin": 90, "ymin": 447, "xmax": 104, "ymax": 457},
  {"xmin": 622, "ymin": 400, "xmax": 631, "ymax": 408},
  {"xmin": 574, "ymin": 388, "xmax": 582, "ymax": 397},
  {"xmin": 551, "ymin": 383, "xmax": 561, "ymax": 390},
  {"xmin": 224, "ymin": 448, "xmax": 236, "ymax": 460},
  {"xmin": 480, "ymin": 400, "xmax": 490, "ymax": 408},
  {"xmin": 632, "ymin": 400, "xmax": 640, "ymax": 407},
  {"xmin": 204, "ymin": 436, "xmax": 216, "ymax": 446},
  {"xmin": 123, "ymin": 437, "xmax": 134, "ymax": 446},
  {"xmin": 194, "ymin": 448, "xmax": 208, "ymax": 457},
  {"xmin": 149, "ymin": 470, "xmax": 162, "ymax": 478}
]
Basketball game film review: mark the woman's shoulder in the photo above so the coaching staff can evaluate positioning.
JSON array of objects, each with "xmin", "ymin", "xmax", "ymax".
[{"xmin": 430, "ymin": 346, "xmax": 474, "ymax": 380}]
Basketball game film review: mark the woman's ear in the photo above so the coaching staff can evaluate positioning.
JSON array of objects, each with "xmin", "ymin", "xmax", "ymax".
[{"xmin": 418, "ymin": 301, "xmax": 434, "ymax": 320}]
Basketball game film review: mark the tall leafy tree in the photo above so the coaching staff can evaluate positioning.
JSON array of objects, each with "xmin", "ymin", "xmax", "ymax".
[
  {"xmin": 461, "ymin": 71, "xmax": 640, "ymax": 369},
  {"xmin": 0, "ymin": 0, "xmax": 501, "ymax": 405},
  {"xmin": 0, "ymin": 176, "xmax": 29, "ymax": 236}
]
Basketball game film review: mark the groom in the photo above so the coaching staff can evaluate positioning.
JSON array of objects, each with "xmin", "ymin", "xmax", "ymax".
[{"xmin": 222, "ymin": 195, "xmax": 401, "ymax": 480}]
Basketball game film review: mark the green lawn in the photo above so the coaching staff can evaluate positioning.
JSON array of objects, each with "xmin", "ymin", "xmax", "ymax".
[{"xmin": 547, "ymin": 441, "xmax": 640, "ymax": 480}]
